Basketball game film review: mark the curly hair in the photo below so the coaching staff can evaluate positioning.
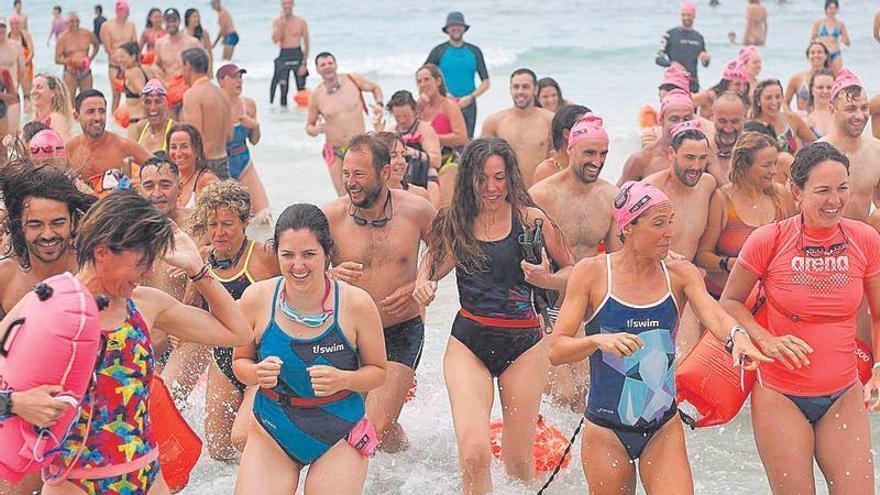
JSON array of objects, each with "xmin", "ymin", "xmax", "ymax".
[
  {"xmin": 34, "ymin": 73, "xmax": 72, "ymax": 124},
  {"xmin": 190, "ymin": 180, "xmax": 252, "ymax": 238},
  {"xmin": 789, "ymin": 142, "xmax": 849, "ymax": 189},
  {"xmin": 0, "ymin": 158, "xmax": 95, "ymax": 270}
]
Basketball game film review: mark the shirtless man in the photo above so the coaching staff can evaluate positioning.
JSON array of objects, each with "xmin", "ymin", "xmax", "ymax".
[
  {"xmin": 128, "ymin": 78, "xmax": 175, "ymax": 153},
  {"xmin": 644, "ymin": 120, "xmax": 716, "ymax": 261},
  {"xmin": 306, "ymin": 51, "xmax": 384, "ymax": 195},
  {"xmin": 65, "ymin": 89, "xmax": 152, "ymax": 185},
  {"xmin": 99, "ymin": 0, "xmax": 136, "ymax": 111},
  {"xmin": 322, "ymin": 134, "xmax": 436, "ymax": 453},
  {"xmin": 532, "ymin": 104, "xmax": 589, "ymax": 184},
  {"xmin": 744, "ymin": 0, "xmax": 768, "ymax": 46},
  {"xmin": 529, "ymin": 114, "xmax": 621, "ymax": 411},
  {"xmin": 869, "ymin": 93, "xmax": 880, "ymax": 140},
  {"xmin": 481, "ymin": 68, "xmax": 553, "ymax": 188},
  {"xmin": 55, "ymin": 11, "xmax": 98, "ymax": 100},
  {"xmin": 270, "ymin": 0, "xmax": 309, "ymax": 107},
  {"xmin": 618, "ymin": 88, "xmax": 695, "ymax": 185},
  {"xmin": 818, "ymin": 70, "xmax": 880, "ymax": 222},
  {"xmin": 154, "ymin": 8, "xmax": 201, "ymax": 83},
  {"xmin": 0, "ymin": 16, "xmax": 24, "ymax": 133},
  {"xmin": 0, "ymin": 162, "xmax": 95, "ymax": 495},
  {"xmin": 211, "ymin": 0, "xmax": 237, "ymax": 61},
  {"xmin": 711, "ymin": 91, "xmax": 747, "ymax": 184},
  {"xmin": 181, "ymin": 47, "xmax": 232, "ymax": 179}
]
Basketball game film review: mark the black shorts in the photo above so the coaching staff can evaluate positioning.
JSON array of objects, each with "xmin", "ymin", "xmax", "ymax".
[
  {"xmin": 384, "ymin": 316, "xmax": 425, "ymax": 370},
  {"xmin": 213, "ymin": 346, "xmax": 247, "ymax": 393},
  {"xmin": 451, "ymin": 312, "xmax": 542, "ymax": 378}
]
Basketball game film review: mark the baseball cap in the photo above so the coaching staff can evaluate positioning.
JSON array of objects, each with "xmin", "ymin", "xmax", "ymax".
[{"xmin": 216, "ymin": 63, "xmax": 246, "ymax": 82}]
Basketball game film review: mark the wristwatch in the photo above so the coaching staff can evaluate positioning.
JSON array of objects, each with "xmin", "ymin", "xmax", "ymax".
[
  {"xmin": 725, "ymin": 325, "xmax": 748, "ymax": 354},
  {"xmin": 0, "ymin": 390, "xmax": 13, "ymax": 419}
]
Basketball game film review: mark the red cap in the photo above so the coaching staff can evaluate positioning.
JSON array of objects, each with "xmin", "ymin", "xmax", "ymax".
[{"xmin": 216, "ymin": 63, "xmax": 246, "ymax": 82}]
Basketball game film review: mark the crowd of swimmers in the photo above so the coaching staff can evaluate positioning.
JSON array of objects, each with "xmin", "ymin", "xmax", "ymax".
[{"xmin": 1, "ymin": 1, "xmax": 880, "ymax": 495}]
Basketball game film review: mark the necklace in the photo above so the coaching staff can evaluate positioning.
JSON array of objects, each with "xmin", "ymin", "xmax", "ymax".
[
  {"xmin": 209, "ymin": 238, "xmax": 248, "ymax": 270},
  {"xmin": 277, "ymin": 275, "xmax": 333, "ymax": 328},
  {"xmin": 326, "ymin": 78, "xmax": 341, "ymax": 94}
]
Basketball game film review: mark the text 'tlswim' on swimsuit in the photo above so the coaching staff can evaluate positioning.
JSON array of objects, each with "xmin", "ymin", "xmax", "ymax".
[
  {"xmin": 584, "ymin": 254, "xmax": 681, "ymax": 461},
  {"xmin": 253, "ymin": 278, "xmax": 366, "ymax": 465}
]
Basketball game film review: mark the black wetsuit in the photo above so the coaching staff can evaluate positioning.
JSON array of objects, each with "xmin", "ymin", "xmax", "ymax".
[
  {"xmin": 655, "ymin": 27, "xmax": 706, "ymax": 92},
  {"xmin": 270, "ymin": 47, "xmax": 307, "ymax": 106}
]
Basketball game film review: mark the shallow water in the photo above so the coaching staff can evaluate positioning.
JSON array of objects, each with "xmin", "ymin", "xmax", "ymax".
[{"xmin": 17, "ymin": 0, "xmax": 880, "ymax": 493}]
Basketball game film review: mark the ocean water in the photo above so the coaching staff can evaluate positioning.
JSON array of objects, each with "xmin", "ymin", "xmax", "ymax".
[{"xmin": 16, "ymin": 0, "xmax": 880, "ymax": 493}]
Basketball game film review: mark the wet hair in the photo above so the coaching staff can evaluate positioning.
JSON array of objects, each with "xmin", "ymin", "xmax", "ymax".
[
  {"xmin": 743, "ymin": 119, "xmax": 779, "ymax": 141},
  {"xmin": 0, "ymin": 158, "xmax": 96, "ymax": 269},
  {"xmin": 833, "ymin": 85, "xmax": 865, "ymax": 106},
  {"xmin": 138, "ymin": 151, "xmax": 179, "ymax": 178},
  {"xmin": 550, "ymin": 104, "xmax": 590, "ymax": 151},
  {"xmin": 750, "ymin": 78, "xmax": 783, "ymax": 116},
  {"xmin": 191, "ymin": 180, "xmax": 252, "ymax": 238},
  {"xmin": 22, "ymin": 121, "xmax": 50, "ymax": 142},
  {"xmin": 168, "ymin": 123, "xmax": 207, "ymax": 170},
  {"xmin": 315, "ymin": 51, "xmax": 335, "ymax": 64},
  {"xmin": 671, "ymin": 129, "xmax": 708, "ymax": 151},
  {"xmin": 729, "ymin": 131, "xmax": 778, "ymax": 185},
  {"xmin": 789, "ymin": 142, "xmax": 849, "ymax": 189},
  {"xmin": 807, "ymin": 68, "xmax": 834, "ymax": 111},
  {"xmin": 824, "ymin": 0, "xmax": 838, "ymax": 11},
  {"xmin": 53, "ymin": 6, "xmax": 61, "ymax": 14},
  {"xmin": 805, "ymin": 41, "xmax": 830, "ymax": 68},
  {"xmin": 272, "ymin": 203, "xmax": 335, "ymax": 264},
  {"xmin": 710, "ymin": 78, "xmax": 751, "ymax": 106},
  {"xmin": 536, "ymin": 78, "xmax": 564, "ymax": 109},
  {"xmin": 14, "ymin": 0, "xmax": 21, "ymax": 6},
  {"xmin": 428, "ymin": 137, "xmax": 537, "ymax": 277},
  {"xmin": 119, "ymin": 41, "xmax": 139, "ymax": 59},
  {"xmin": 76, "ymin": 190, "xmax": 174, "ymax": 270},
  {"xmin": 374, "ymin": 130, "xmax": 405, "ymax": 151},
  {"xmin": 185, "ymin": 9, "xmax": 203, "ymax": 40},
  {"xmin": 95, "ymin": 5, "xmax": 103, "ymax": 14},
  {"xmin": 74, "ymin": 88, "xmax": 105, "ymax": 112},
  {"xmin": 346, "ymin": 133, "xmax": 390, "ymax": 175},
  {"xmin": 145, "ymin": 7, "xmax": 161, "ymax": 28},
  {"xmin": 510, "ymin": 68, "xmax": 538, "ymax": 85},
  {"xmin": 181, "ymin": 47, "xmax": 209, "ymax": 75},
  {"xmin": 386, "ymin": 90, "xmax": 417, "ymax": 111},
  {"xmin": 35, "ymin": 73, "xmax": 73, "ymax": 122},
  {"xmin": 417, "ymin": 63, "xmax": 447, "ymax": 97}
]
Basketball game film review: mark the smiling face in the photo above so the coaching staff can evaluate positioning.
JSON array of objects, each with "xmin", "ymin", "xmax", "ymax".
[
  {"xmin": 569, "ymin": 138, "xmax": 609, "ymax": 184},
  {"xmin": 745, "ymin": 55, "xmax": 762, "ymax": 79},
  {"xmin": 30, "ymin": 75, "xmax": 54, "ymax": 107},
  {"xmin": 807, "ymin": 43, "xmax": 828, "ymax": 69},
  {"xmin": 76, "ymin": 96, "xmax": 107, "ymax": 139},
  {"xmin": 669, "ymin": 137, "xmax": 709, "ymax": 187},
  {"xmin": 743, "ymin": 146, "xmax": 779, "ymax": 190},
  {"xmin": 114, "ymin": 47, "xmax": 135, "ymax": 68},
  {"xmin": 793, "ymin": 160, "xmax": 849, "ymax": 229},
  {"xmin": 538, "ymin": 86, "xmax": 560, "ymax": 112},
  {"xmin": 168, "ymin": 131, "xmax": 196, "ymax": 171},
  {"xmin": 342, "ymin": 149, "xmax": 387, "ymax": 208},
  {"xmin": 316, "ymin": 55, "xmax": 337, "ymax": 80},
  {"xmin": 758, "ymin": 84, "xmax": 783, "ymax": 116},
  {"xmin": 277, "ymin": 228, "xmax": 328, "ymax": 288},
  {"xmin": 388, "ymin": 139, "xmax": 407, "ymax": 185},
  {"xmin": 510, "ymin": 73, "xmax": 536, "ymax": 110},
  {"xmin": 712, "ymin": 98, "xmax": 745, "ymax": 150},
  {"xmin": 416, "ymin": 68, "xmax": 440, "ymax": 98},
  {"xmin": 681, "ymin": 11, "xmax": 694, "ymax": 29},
  {"xmin": 142, "ymin": 94, "xmax": 167, "ymax": 126},
  {"xmin": 623, "ymin": 201, "xmax": 674, "ymax": 259},
  {"xmin": 445, "ymin": 24, "xmax": 465, "ymax": 42},
  {"xmin": 811, "ymin": 74, "xmax": 834, "ymax": 104},
  {"xmin": 22, "ymin": 197, "xmax": 73, "ymax": 265},
  {"xmin": 138, "ymin": 165, "xmax": 180, "ymax": 216},
  {"xmin": 149, "ymin": 10, "xmax": 163, "ymax": 29},
  {"xmin": 832, "ymin": 87, "xmax": 869, "ymax": 138},
  {"xmin": 207, "ymin": 206, "xmax": 247, "ymax": 258},
  {"xmin": 476, "ymin": 155, "xmax": 509, "ymax": 211},
  {"xmin": 94, "ymin": 248, "xmax": 153, "ymax": 298}
]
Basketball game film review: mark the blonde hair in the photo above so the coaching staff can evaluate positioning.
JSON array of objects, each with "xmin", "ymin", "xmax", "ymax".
[
  {"xmin": 35, "ymin": 73, "xmax": 72, "ymax": 123},
  {"xmin": 190, "ymin": 180, "xmax": 252, "ymax": 237}
]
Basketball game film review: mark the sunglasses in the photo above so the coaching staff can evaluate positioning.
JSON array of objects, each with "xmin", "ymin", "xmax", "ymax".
[
  {"xmin": 349, "ymin": 192, "xmax": 392, "ymax": 228},
  {"xmin": 799, "ymin": 219, "xmax": 849, "ymax": 258},
  {"xmin": 29, "ymin": 144, "xmax": 64, "ymax": 155}
]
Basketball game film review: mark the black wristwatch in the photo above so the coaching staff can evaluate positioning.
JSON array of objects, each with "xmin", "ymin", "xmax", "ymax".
[
  {"xmin": 0, "ymin": 390, "xmax": 13, "ymax": 419},
  {"xmin": 719, "ymin": 256, "xmax": 731, "ymax": 273}
]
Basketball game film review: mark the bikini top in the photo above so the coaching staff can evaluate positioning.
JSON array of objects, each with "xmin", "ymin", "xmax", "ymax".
[
  {"xmin": 796, "ymin": 82, "xmax": 810, "ymax": 104},
  {"xmin": 138, "ymin": 118, "xmax": 173, "ymax": 152},
  {"xmin": 124, "ymin": 67, "xmax": 149, "ymax": 99},
  {"xmin": 818, "ymin": 23, "xmax": 841, "ymax": 39}
]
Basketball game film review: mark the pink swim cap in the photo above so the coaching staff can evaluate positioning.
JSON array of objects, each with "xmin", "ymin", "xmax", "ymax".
[
  {"xmin": 723, "ymin": 60, "xmax": 748, "ymax": 82},
  {"xmin": 737, "ymin": 46, "xmax": 758, "ymax": 65},
  {"xmin": 29, "ymin": 129, "xmax": 66, "ymax": 158},
  {"xmin": 567, "ymin": 114, "xmax": 609, "ymax": 151},
  {"xmin": 142, "ymin": 78, "xmax": 167, "ymax": 98},
  {"xmin": 115, "ymin": 0, "xmax": 130, "ymax": 12},
  {"xmin": 681, "ymin": 1, "xmax": 696, "ymax": 14},
  {"xmin": 613, "ymin": 180, "xmax": 671, "ymax": 231},
  {"xmin": 671, "ymin": 119, "xmax": 706, "ymax": 141},
  {"xmin": 831, "ymin": 68, "xmax": 863, "ymax": 102},
  {"xmin": 660, "ymin": 63, "xmax": 691, "ymax": 92},
  {"xmin": 660, "ymin": 88, "xmax": 694, "ymax": 117}
]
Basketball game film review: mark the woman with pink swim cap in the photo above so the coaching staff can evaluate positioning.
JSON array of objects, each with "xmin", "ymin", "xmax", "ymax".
[
  {"xmin": 693, "ymin": 59, "xmax": 750, "ymax": 119},
  {"xmin": 28, "ymin": 129, "xmax": 66, "ymax": 166},
  {"xmin": 550, "ymin": 180, "xmax": 769, "ymax": 494}
]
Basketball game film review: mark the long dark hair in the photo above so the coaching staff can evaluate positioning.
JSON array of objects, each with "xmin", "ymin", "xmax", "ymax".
[
  {"xmin": 536, "ymin": 77, "xmax": 564, "ymax": 109},
  {"xmin": 428, "ymin": 137, "xmax": 536, "ymax": 278},
  {"xmin": 272, "ymin": 204, "xmax": 335, "ymax": 267},
  {"xmin": 807, "ymin": 68, "xmax": 834, "ymax": 111},
  {"xmin": 185, "ymin": 9, "xmax": 203, "ymax": 40},
  {"xmin": 145, "ymin": 7, "xmax": 161, "ymax": 28},
  {"xmin": 168, "ymin": 123, "xmax": 207, "ymax": 170},
  {"xmin": 751, "ymin": 78, "xmax": 783, "ymax": 117}
]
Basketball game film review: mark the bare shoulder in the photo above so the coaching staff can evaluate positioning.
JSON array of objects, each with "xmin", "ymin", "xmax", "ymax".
[
  {"xmin": 665, "ymin": 258, "xmax": 702, "ymax": 283},
  {"xmin": 537, "ymin": 107, "xmax": 554, "ymax": 122},
  {"xmin": 698, "ymin": 173, "xmax": 718, "ymax": 194},
  {"xmin": 394, "ymin": 188, "xmax": 433, "ymax": 212},
  {"xmin": 339, "ymin": 280, "xmax": 374, "ymax": 311},
  {"xmin": 244, "ymin": 97, "xmax": 257, "ymax": 116},
  {"xmin": 595, "ymin": 179, "xmax": 619, "ymax": 198},
  {"xmin": 321, "ymin": 195, "xmax": 349, "ymax": 221},
  {"xmin": 65, "ymin": 134, "xmax": 83, "ymax": 149},
  {"xmin": 0, "ymin": 258, "xmax": 21, "ymax": 294},
  {"xmin": 867, "ymin": 210, "xmax": 880, "ymax": 234}
]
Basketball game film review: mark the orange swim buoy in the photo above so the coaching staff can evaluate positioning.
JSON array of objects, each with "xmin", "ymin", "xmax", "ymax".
[
  {"xmin": 488, "ymin": 415, "xmax": 572, "ymax": 474},
  {"xmin": 113, "ymin": 101, "xmax": 130, "ymax": 128},
  {"xmin": 140, "ymin": 50, "xmax": 156, "ymax": 66},
  {"xmin": 111, "ymin": 75, "xmax": 125, "ymax": 94},
  {"xmin": 856, "ymin": 338, "xmax": 873, "ymax": 385},
  {"xmin": 294, "ymin": 89, "xmax": 310, "ymax": 107},
  {"xmin": 150, "ymin": 375, "xmax": 202, "ymax": 492},
  {"xmin": 166, "ymin": 75, "xmax": 190, "ymax": 108}
]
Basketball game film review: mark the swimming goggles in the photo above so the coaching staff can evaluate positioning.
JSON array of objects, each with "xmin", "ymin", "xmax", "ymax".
[{"xmin": 349, "ymin": 192, "xmax": 392, "ymax": 228}]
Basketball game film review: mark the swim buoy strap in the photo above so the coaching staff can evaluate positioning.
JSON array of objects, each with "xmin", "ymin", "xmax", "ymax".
[{"xmin": 536, "ymin": 418, "xmax": 584, "ymax": 495}]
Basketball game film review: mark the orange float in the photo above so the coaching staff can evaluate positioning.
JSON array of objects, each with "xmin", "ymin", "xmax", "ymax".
[
  {"xmin": 294, "ymin": 89, "xmax": 310, "ymax": 107},
  {"xmin": 150, "ymin": 375, "xmax": 202, "ymax": 492},
  {"xmin": 111, "ymin": 75, "xmax": 125, "ymax": 94},
  {"xmin": 113, "ymin": 101, "xmax": 130, "ymax": 128},
  {"xmin": 856, "ymin": 338, "xmax": 873, "ymax": 385},
  {"xmin": 166, "ymin": 75, "xmax": 190, "ymax": 108},
  {"xmin": 489, "ymin": 415, "xmax": 572, "ymax": 474},
  {"xmin": 140, "ymin": 50, "xmax": 156, "ymax": 66}
]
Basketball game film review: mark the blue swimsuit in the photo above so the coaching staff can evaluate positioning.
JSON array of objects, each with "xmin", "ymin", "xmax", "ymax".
[
  {"xmin": 253, "ymin": 278, "xmax": 365, "ymax": 465},
  {"xmin": 226, "ymin": 123, "xmax": 251, "ymax": 180},
  {"xmin": 585, "ymin": 255, "xmax": 680, "ymax": 460}
]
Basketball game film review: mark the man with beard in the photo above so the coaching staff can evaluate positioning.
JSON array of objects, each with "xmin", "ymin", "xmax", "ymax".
[
  {"xmin": 619, "ymin": 88, "xmax": 695, "ymax": 184},
  {"xmin": 55, "ymin": 11, "xmax": 99, "ymax": 100},
  {"xmin": 645, "ymin": 119, "xmax": 716, "ymax": 260},
  {"xmin": 711, "ymin": 90, "xmax": 747, "ymax": 184},
  {"xmin": 528, "ymin": 114, "xmax": 620, "ymax": 411},
  {"xmin": 322, "ymin": 134, "xmax": 436, "ymax": 452},
  {"xmin": 425, "ymin": 11, "xmax": 490, "ymax": 139},
  {"xmin": 818, "ymin": 69, "xmax": 880, "ymax": 222},
  {"xmin": 98, "ymin": 0, "xmax": 136, "ymax": 111},
  {"xmin": 180, "ymin": 47, "xmax": 233, "ymax": 179},
  {"xmin": 65, "ymin": 89, "xmax": 152, "ymax": 187},
  {"xmin": 128, "ymin": 79, "xmax": 175, "ymax": 153},
  {"xmin": 532, "ymin": 104, "xmax": 589, "ymax": 184},
  {"xmin": 306, "ymin": 51, "xmax": 384, "ymax": 196},
  {"xmin": 0, "ymin": 161, "xmax": 94, "ymax": 495},
  {"xmin": 481, "ymin": 68, "xmax": 553, "ymax": 188},
  {"xmin": 655, "ymin": 1, "xmax": 710, "ymax": 92}
]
